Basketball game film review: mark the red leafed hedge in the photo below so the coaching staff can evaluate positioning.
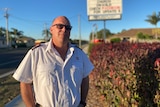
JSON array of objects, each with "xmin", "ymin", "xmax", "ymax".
[{"xmin": 89, "ymin": 42, "xmax": 160, "ymax": 107}]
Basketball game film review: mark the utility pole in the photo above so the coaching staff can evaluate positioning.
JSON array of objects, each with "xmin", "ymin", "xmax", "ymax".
[
  {"xmin": 78, "ymin": 15, "xmax": 81, "ymax": 48},
  {"xmin": 91, "ymin": 27, "xmax": 94, "ymax": 42},
  {"xmin": 93, "ymin": 24, "xmax": 98, "ymax": 40},
  {"xmin": 44, "ymin": 23, "xmax": 48, "ymax": 41},
  {"xmin": 95, "ymin": 24, "xmax": 98, "ymax": 39},
  {"xmin": 103, "ymin": 20, "xmax": 106, "ymax": 41},
  {"xmin": 3, "ymin": 8, "xmax": 9, "ymax": 47}
]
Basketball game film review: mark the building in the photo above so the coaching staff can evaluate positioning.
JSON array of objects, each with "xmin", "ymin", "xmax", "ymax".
[
  {"xmin": 15, "ymin": 36, "xmax": 35, "ymax": 47},
  {"xmin": 106, "ymin": 28, "xmax": 160, "ymax": 43},
  {"xmin": 0, "ymin": 36, "xmax": 7, "ymax": 48}
]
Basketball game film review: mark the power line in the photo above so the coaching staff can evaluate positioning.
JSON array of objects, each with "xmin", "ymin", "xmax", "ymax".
[{"xmin": 11, "ymin": 14, "xmax": 52, "ymax": 23}]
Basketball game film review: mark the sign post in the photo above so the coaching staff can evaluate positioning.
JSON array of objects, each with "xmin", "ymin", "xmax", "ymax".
[{"xmin": 87, "ymin": 0, "xmax": 122, "ymax": 40}]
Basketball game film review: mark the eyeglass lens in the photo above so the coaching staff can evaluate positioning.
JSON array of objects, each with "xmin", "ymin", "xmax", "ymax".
[{"xmin": 53, "ymin": 24, "xmax": 72, "ymax": 30}]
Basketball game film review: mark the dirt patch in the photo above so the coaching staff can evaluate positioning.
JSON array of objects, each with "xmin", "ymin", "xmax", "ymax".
[{"xmin": 0, "ymin": 74, "xmax": 20, "ymax": 107}]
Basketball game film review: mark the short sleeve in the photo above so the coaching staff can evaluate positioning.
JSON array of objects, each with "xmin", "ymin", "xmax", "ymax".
[
  {"xmin": 82, "ymin": 52, "xmax": 94, "ymax": 78},
  {"xmin": 13, "ymin": 50, "xmax": 33, "ymax": 83}
]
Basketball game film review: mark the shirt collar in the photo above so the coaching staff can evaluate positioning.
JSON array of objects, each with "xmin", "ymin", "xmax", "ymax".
[
  {"xmin": 45, "ymin": 39, "xmax": 54, "ymax": 53},
  {"xmin": 45, "ymin": 39, "xmax": 76, "ymax": 54}
]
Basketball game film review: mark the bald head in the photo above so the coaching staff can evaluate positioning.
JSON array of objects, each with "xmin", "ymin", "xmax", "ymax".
[
  {"xmin": 50, "ymin": 16, "xmax": 71, "ymax": 48},
  {"xmin": 52, "ymin": 16, "xmax": 71, "ymax": 26}
]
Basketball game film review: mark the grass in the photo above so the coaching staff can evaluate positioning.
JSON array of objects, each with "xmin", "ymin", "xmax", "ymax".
[{"xmin": 0, "ymin": 74, "xmax": 20, "ymax": 107}]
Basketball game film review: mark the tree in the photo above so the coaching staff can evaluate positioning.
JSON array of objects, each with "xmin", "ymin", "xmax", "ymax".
[
  {"xmin": 121, "ymin": 29, "xmax": 127, "ymax": 33},
  {"xmin": 145, "ymin": 12, "xmax": 160, "ymax": 39},
  {"xmin": 97, "ymin": 29, "xmax": 113, "ymax": 39},
  {"xmin": 10, "ymin": 28, "xmax": 23, "ymax": 39},
  {"xmin": 89, "ymin": 28, "xmax": 114, "ymax": 41},
  {"xmin": 42, "ymin": 29, "xmax": 51, "ymax": 41},
  {"xmin": 0, "ymin": 27, "xmax": 6, "ymax": 37}
]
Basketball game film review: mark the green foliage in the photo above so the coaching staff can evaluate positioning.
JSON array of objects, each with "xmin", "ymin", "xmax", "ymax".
[
  {"xmin": 88, "ymin": 43, "xmax": 95, "ymax": 55},
  {"xmin": 110, "ymin": 38, "xmax": 121, "ymax": 43},
  {"xmin": 145, "ymin": 12, "xmax": 160, "ymax": 27},
  {"xmin": 0, "ymin": 27, "xmax": 6, "ymax": 37},
  {"xmin": 137, "ymin": 32, "xmax": 153, "ymax": 39},
  {"xmin": 89, "ymin": 29, "xmax": 114, "ymax": 41},
  {"xmin": 97, "ymin": 29, "xmax": 113, "ymax": 39},
  {"xmin": 137, "ymin": 32, "xmax": 145, "ymax": 39},
  {"xmin": 89, "ymin": 42, "xmax": 160, "ymax": 107}
]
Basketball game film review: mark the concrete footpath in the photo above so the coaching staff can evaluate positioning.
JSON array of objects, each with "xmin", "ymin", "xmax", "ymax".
[
  {"xmin": 5, "ymin": 95, "xmax": 25, "ymax": 107},
  {"xmin": 1, "ymin": 70, "xmax": 25, "ymax": 107}
]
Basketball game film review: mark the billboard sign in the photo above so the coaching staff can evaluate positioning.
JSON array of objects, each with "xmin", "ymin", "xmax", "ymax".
[
  {"xmin": 87, "ymin": 0, "xmax": 122, "ymax": 15},
  {"xmin": 88, "ymin": 14, "xmax": 121, "ymax": 21}
]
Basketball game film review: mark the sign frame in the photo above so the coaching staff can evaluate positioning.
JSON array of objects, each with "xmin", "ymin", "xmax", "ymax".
[
  {"xmin": 88, "ymin": 14, "xmax": 122, "ymax": 21},
  {"xmin": 87, "ymin": 0, "xmax": 122, "ymax": 16}
]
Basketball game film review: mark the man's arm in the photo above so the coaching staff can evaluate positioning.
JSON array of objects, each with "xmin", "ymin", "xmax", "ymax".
[
  {"xmin": 80, "ymin": 76, "xmax": 89, "ymax": 106},
  {"xmin": 20, "ymin": 82, "xmax": 35, "ymax": 107}
]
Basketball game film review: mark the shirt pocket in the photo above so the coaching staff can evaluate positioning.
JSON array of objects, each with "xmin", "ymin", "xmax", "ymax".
[{"xmin": 37, "ymin": 63, "xmax": 56, "ymax": 86}]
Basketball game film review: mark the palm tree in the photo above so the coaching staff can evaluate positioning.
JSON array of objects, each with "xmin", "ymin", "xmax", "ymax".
[
  {"xmin": 0, "ymin": 27, "xmax": 6, "ymax": 37},
  {"xmin": 10, "ymin": 28, "xmax": 23, "ymax": 38},
  {"xmin": 42, "ymin": 29, "xmax": 51, "ymax": 41},
  {"xmin": 145, "ymin": 12, "xmax": 160, "ymax": 39},
  {"xmin": 10, "ymin": 28, "xmax": 24, "ymax": 46}
]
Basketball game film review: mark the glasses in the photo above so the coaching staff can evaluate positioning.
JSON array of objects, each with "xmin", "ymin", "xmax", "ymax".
[{"xmin": 52, "ymin": 24, "xmax": 72, "ymax": 31}]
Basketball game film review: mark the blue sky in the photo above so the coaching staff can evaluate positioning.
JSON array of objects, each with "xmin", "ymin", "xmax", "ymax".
[{"xmin": 0, "ymin": 0, "xmax": 160, "ymax": 40}]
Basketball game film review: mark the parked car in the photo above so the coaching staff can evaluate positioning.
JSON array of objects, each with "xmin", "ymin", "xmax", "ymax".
[{"xmin": 92, "ymin": 39, "xmax": 105, "ymax": 44}]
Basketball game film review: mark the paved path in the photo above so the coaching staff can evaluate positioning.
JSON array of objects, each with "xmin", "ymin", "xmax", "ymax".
[
  {"xmin": 82, "ymin": 44, "xmax": 89, "ymax": 54},
  {"xmin": 5, "ymin": 95, "xmax": 25, "ymax": 107}
]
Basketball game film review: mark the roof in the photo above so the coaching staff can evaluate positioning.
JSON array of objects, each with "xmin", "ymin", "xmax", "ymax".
[
  {"xmin": 16, "ymin": 36, "xmax": 35, "ymax": 41},
  {"xmin": 110, "ymin": 28, "xmax": 160, "ymax": 38}
]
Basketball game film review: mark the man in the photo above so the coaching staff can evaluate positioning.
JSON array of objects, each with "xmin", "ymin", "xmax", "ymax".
[{"xmin": 13, "ymin": 16, "xmax": 94, "ymax": 107}]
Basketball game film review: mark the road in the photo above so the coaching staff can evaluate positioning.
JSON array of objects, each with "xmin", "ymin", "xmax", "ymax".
[
  {"xmin": 0, "ymin": 48, "xmax": 29, "ymax": 107},
  {"xmin": 0, "ymin": 48, "xmax": 29, "ymax": 75}
]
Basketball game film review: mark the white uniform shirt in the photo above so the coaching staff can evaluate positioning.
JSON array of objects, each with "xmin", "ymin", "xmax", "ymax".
[{"xmin": 13, "ymin": 39, "xmax": 94, "ymax": 107}]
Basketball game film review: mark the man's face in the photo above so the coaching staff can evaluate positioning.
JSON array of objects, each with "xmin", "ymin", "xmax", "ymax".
[{"xmin": 50, "ymin": 17, "xmax": 72, "ymax": 46}]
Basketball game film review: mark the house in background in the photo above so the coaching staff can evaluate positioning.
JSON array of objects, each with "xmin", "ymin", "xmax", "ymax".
[
  {"xmin": 106, "ymin": 28, "xmax": 160, "ymax": 43},
  {"xmin": 0, "ymin": 36, "xmax": 7, "ymax": 48},
  {"xmin": 15, "ymin": 36, "xmax": 35, "ymax": 47},
  {"xmin": 0, "ymin": 35, "xmax": 36, "ymax": 48}
]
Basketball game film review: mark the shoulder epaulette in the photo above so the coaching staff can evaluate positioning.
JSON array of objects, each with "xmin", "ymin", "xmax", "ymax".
[{"xmin": 31, "ymin": 43, "xmax": 41, "ymax": 50}]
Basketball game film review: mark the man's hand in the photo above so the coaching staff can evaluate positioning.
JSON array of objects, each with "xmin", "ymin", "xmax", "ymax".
[{"xmin": 20, "ymin": 82, "xmax": 35, "ymax": 107}]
